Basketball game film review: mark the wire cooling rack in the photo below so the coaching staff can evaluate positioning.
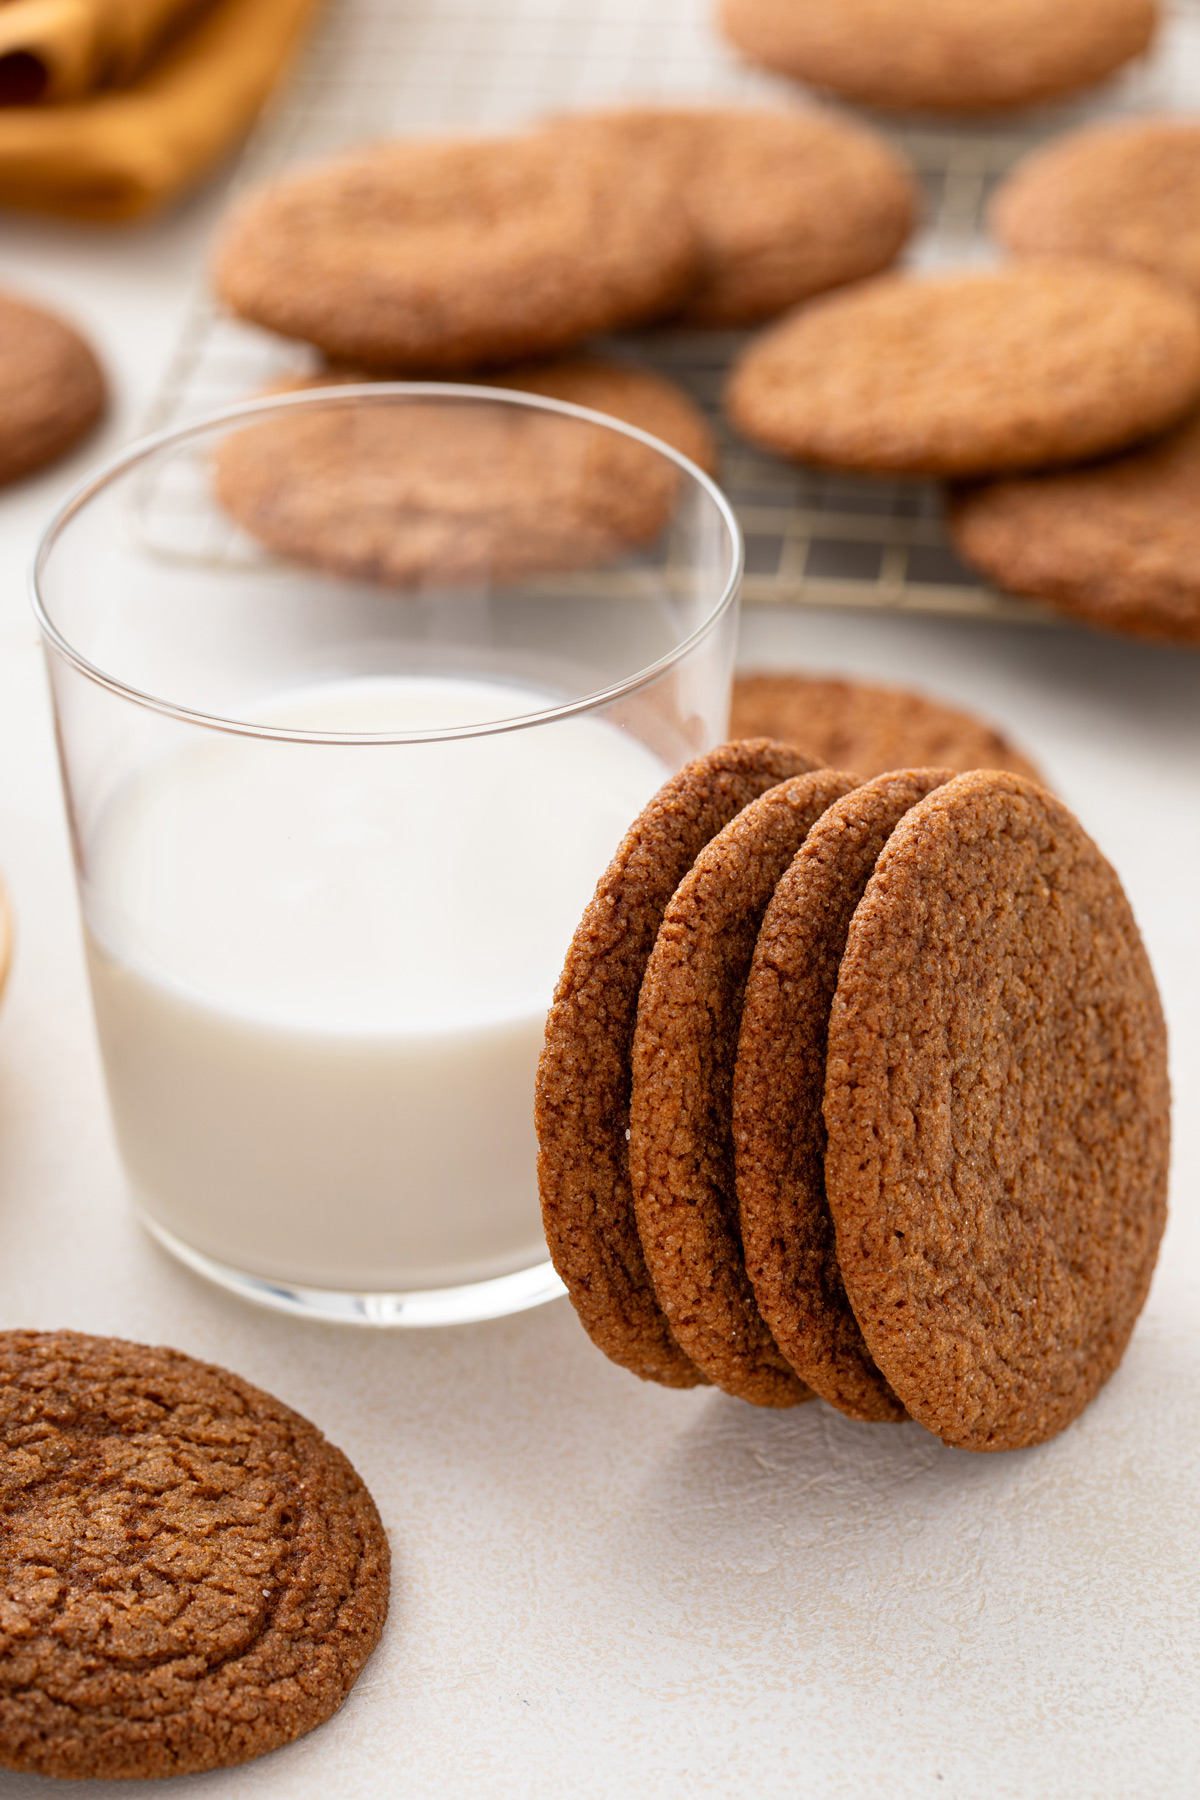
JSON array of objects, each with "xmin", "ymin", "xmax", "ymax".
[{"xmin": 144, "ymin": 0, "xmax": 1200, "ymax": 619}]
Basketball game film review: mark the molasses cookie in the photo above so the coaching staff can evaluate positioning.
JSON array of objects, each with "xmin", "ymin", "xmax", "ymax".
[
  {"xmin": 0, "ymin": 290, "xmax": 105, "ymax": 486},
  {"xmin": 726, "ymin": 262, "xmax": 1200, "ymax": 476},
  {"xmin": 630, "ymin": 767, "xmax": 855, "ymax": 1406},
  {"xmin": 731, "ymin": 671, "xmax": 1042, "ymax": 781},
  {"xmin": 719, "ymin": 0, "xmax": 1157, "ymax": 113},
  {"xmin": 947, "ymin": 413, "xmax": 1200, "ymax": 646},
  {"xmin": 212, "ymin": 361, "xmax": 714, "ymax": 586},
  {"xmin": 536, "ymin": 740, "xmax": 822, "ymax": 1389},
  {"xmin": 992, "ymin": 119, "xmax": 1200, "ymax": 304},
  {"xmin": 734, "ymin": 770, "xmax": 951, "ymax": 1422},
  {"xmin": 549, "ymin": 105, "xmax": 916, "ymax": 326},
  {"xmin": 0, "ymin": 1330, "xmax": 390, "ymax": 1780},
  {"xmin": 214, "ymin": 131, "xmax": 696, "ymax": 371},
  {"xmin": 823, "ymin": 772, "xmax": 1169, "ymax": 1451}
]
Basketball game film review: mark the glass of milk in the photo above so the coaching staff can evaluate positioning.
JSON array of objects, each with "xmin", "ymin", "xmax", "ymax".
[{"xmin": 32, "ymin": 384, "xmax": 742, "ymax": 1326}]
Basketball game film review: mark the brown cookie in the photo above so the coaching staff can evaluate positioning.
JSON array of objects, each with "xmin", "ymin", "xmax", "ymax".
[
  {"xmin": 823, "ymin": 772, "xmax": 1169, "ymax": 1452},
  {"xmin": 212, "ymin": 361, "xmax": 714, "ymax": 587},
  {"xmin": 214, "ymin": 132, "xmax": 696, "ymax": 371},
  {"xmin": 734, "ymin": 769, "xmax": 952, "ymax": 1422},
  {"xmin": 725, "ymin": 262, "xmax": 1200, "ymax": 477},
  {"xmin": 549, "ymin": 105, "xmax": 916, "ymax": 327},
  {"xmin": 947, "ymin": 413, "xmax": 1200, "ymax": 646},
  {"xmin": 719, "ymin": 0, "xmax": 1157, "ymax": 113},
  {"xmin": 536, "ymin": 740, "xmax": 823, "ymax": 1389},
  {"xmin": 0, "ymin": 289, "xmax": 105, "ymax": 486},
  {"xmin": 630, "ymin": 767, "xmax": 856, "ymax": 1406},
  {"xmin": 0, "ymin": 1330, "xmax": 390, "ymax": 1780},
  {"xmin": 992, "ymin": 119, "xmax": 1200, "ymax": 305},
  {"xmin": 731, "ymin": 671, "xmax": 1043, "ymax": 782}
]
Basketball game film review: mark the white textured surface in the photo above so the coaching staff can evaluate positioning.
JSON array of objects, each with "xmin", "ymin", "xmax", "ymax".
[{"xmin": 1, "ymin": 4, "xmax": 1200, "ymax": 1795}]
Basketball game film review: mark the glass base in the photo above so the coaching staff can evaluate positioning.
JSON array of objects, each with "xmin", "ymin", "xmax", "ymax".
[{"xmin": 140, "ymin": 1214, "xmax": 567, "ymax": 1326}]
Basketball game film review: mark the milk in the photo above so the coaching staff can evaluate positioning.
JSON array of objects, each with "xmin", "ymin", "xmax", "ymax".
[{"xmin": 83, "ymin": 676, "xmax": 668, "ymax": 1292}]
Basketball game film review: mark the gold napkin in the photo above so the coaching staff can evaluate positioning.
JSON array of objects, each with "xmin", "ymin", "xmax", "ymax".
[
  {"xmin": 0, "ymin": 0, "xmax": 321, "ymax": 221},
  {"xmin": 0, "ymin": 0, "xmax": 210, "ymax": 103}
]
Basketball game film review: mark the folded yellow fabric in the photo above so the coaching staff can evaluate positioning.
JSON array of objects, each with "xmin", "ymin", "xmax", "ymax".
[
  {"xmin": 0, "ymin": 0, "xmax": 321, "ymax": 221},
  {"xmin": 0, "ymin": 0, "xmax": 209, "ymax": 103}
]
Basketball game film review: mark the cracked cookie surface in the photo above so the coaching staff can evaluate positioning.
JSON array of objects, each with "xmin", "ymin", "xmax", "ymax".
[
  {"xmin": 822, "ymin": 773, "xmax": 1169, "ymax": 1451},
  {"xmin": 0, "ymin": 1330, "xmax": 389, "ymax": 1780}
]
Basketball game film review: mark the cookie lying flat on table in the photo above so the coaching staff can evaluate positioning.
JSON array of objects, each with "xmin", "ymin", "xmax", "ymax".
[
  {"xmin": 992, "ymin": 119, "xmax": 1200, "ymax": 305},
  {"xmin": 719, "ymin": 0, "xmax": 1157, "ymax": 113},
  {"xmin": 548, "ymin": 105, "xmax": 916, "ymax": 327},
  {"xmin": 630, "ymin": 768, "xmax": 855, "ymax": 1407},
  {"xmin": 947, "ymin": 414, "xmax": 1200, "ymax": 647},
  {"xmin": 731, "ymin": 671, "xmax": 1042, "ymax": 782},
  {"xmin": 214, "ymin": 132, "xmax": 696, "ymax": 371},
  {"xmin": 212, "ymin": 360, "xmax": 715, "ymax": 586},
  {"xmin": 734, "ymin": 770, "xmax": 950, "ymax": 1422},
  {"xmin": 824, "ymin": 773, "xmax": 1169, "ymax": 1451},
  {"xmin": 537, "ymin": 740, "xmax": 822, "ymax": 1390},
  {"xmin": 725, "ymin": 262, "xmax": 1200, "ymax": 476},
  {"xmin": 0, "ymin": 290, "xmax": 105, "ymax": 486},
  {"xmin": 0, "ymin": 1330, "xmax": 389, "ymax": 1781}
]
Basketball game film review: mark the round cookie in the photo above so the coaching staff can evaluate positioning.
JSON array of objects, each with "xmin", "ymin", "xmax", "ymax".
[
  {"xmin": 0, "ymin": 290, "xmax": 105, "ymax": 486},
  {"xmin": 549, "ymin": 105, "xmax": 916, "ymax": 327},
  {"xmin": 0, "ymin": 1330, "xmax": 390, "ymax": 1780},
  {"xmin": 731, "ymin": 670, "xmax": 1042, "ymax": 782},
  {"xmin": 212, "ymin": 361, "xmax": 714, "ymax": 587},
  {"xmin": 630, "ymin": 767, "xmax": 856, "ymax": 1406},
  {"xmin": 823, "ymin": 772, "xmax": 1169, "ymax": 1452},
  {"xmin": 947, "ymin": 413, "xmax": 1200, "ymax": 646},
  {"xmin": 718, "ymin": 0, "xmax": 1157, "ymax": 114},
  {"xmin": 734, "ymin": 769, "xmax": 952, "ymax": 1422},
  {"xmin": 992, "ymin": 119, "xmax": 1200, "ymax": 305},
  {"xmin": 725, "ymin": 262, "xmax": 1200, "ymax": 477},
  {"xmin": 214, "ymin": 131, "xmax": 697, "ymax": 371},
  {"xmin": 536, "ymin": 740, "xmax": 823, "ymax": 1389}
]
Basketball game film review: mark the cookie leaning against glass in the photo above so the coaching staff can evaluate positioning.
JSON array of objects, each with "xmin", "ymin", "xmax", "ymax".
[{"xmin": 538, "ymin": 746, "xmax": 1169, "ymax": 1452}]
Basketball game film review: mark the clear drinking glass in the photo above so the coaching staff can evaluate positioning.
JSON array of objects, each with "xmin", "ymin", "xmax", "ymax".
[{"xmin": 32, "ymin": 384, "xmax": 742, "ymax": 1326}]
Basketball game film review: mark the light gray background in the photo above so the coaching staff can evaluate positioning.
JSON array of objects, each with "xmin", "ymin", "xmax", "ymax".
[{"xmin": 2, "ymin": 0, "xmax": 1200, "ymax": 1792}]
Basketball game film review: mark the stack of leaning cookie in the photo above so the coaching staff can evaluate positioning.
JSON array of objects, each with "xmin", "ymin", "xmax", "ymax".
[{"xmin": 537, "ymin": 742, "xmax": 1169, "ymax": 1453}]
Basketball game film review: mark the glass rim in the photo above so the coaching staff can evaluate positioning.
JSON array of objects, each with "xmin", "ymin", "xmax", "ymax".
[{"xmin": 29, "ymin": 381, "xmax": 744, "ymax": 747}]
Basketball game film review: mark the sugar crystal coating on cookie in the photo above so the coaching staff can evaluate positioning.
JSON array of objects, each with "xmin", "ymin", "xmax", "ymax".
[
  {"xmin": 0, "ymin": 1330, "xmax": 390, "ymax": 1780},
  {"xmin": 537, "ymin": 741, "xmax": 823, "ymax": 1389},
  {"xmin": 725, "ymin": 262, "xmax": 1200, "ymax": 477},
  {"xmin": 214, "ymin": 131, "xmax": 697, "ymax": 371},
  {"xmin": 823, "ymin": 773, "xmax": 1169, "ymax": 1452},
  {"xmin": 630, "ymin": 767, "xmax": 856, "ymax": 1407},
  {"xmin": 947, "ymin": 413, "xmax": 1200, "ymax": 646},
  {"xmin": 547, "ymin": 105, "xmax": 916, "ymax": 326},
  {"xmin": 719, "ymin": 0, "xmax": 1157, "ymax": 113}
]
